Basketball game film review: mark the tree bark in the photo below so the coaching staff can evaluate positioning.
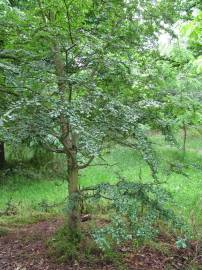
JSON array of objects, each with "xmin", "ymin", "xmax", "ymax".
[
  {"xmin": 0, "ymin": 142, "xmax": 5, "ymax": 169},
  {"xmin": 67, "ymin": 152, "xmax": 81, "ymax": 237},
  {"xmin": 52, "ymin": 43, "xmax": 81, "ymax": 236}
]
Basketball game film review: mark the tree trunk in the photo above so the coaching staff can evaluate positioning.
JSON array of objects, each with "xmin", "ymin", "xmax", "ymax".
[
  {"xmin": 0, "ymin": 142, "xmax": 5, "ymax": 169},
  {"xmin": 67, "ymin": 154, "xmax": 81, "ymax": 238},
  {"xmin": 182, "ymin": 122, "xmax": 187, "ymax": 155},
  {"xmin": 52, "ymin": 38, "xmax": 81, "ymax": 237}
]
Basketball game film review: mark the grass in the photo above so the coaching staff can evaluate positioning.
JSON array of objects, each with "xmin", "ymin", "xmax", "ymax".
[
  {"xmin": 0, "ymin": 129, "xmax": 202, "ymax": 235},
  {"xmin": 0, "ymin": 175, "xmax": 67, "ymax": 225}
]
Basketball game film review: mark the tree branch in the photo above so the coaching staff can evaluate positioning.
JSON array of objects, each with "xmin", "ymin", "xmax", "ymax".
[
  {"xmin": 62, "ymin": 0, "xmax": 74, "ymax": 44},
  {"xmin": 42, "ymin": 143, "xmax": 65, "ymax": 153},
  {"xmin": 37, "ymin": 0, "xmax": 48, "ymax": 23},
  {"xmin": 78, "ymin": 156, "xmax": 95, "ymax": 169},
  {"xmin": 0, "ymin": 86, "xmax": 19, "ymax": 97},
  {"xmin": 0, "ymin": 51, "xmax": 18, "ymax": 60}
]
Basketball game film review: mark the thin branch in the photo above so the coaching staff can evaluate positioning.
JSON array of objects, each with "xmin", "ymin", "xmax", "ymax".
[
  {"xmin": 113, "ymin": 138, "xmax": 138, "ymax": 149},
  {"xmin": 87, "ymin": 162, "xmax": 117, "ymax": 168},
  {"xmin": 42, "ymin": 143, "xmax": 65, "ymax": 153},
  {"xmin": 66, "ymin": 43, "xmax": 76, "ymax": 53},
  {"xmin": 159, "ymin": 24, "xmax": 178, "ymax": 39},
  {"xmin": 37, "ymin": 0, "xmax": 48, "ymax": 23},
  {"xmin": 0, "ymin": 87, "xmax": 19, "ymax": 97},
  {"xmin": 68, "ymin": 83, "xmax": 72, "ymax": 102},
  {"xmin": 62, "ymin": 0, "xmax": 74, "ymax": 44},
  {"xmin": 78, "ymin": 156, "xmax": 95, "ymax": 169},
  {"xmin": 0, "ymin": 53, "xmax": 17, "ymax": 61}
]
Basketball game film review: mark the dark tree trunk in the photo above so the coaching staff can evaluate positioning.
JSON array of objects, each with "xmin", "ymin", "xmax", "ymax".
[{"xmin": 0, "ymin": 142, "xmax": 5, "ymax": 169}]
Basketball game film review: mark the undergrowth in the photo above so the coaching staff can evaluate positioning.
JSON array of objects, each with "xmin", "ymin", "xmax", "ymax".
[{"xmin": 48, "ymin": 224, "xmax": 102, "ymax": 264}]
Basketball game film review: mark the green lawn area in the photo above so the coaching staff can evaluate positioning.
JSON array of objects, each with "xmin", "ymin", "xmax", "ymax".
[{"xmin": 0, "ymin": 131, "xmax": 202, "ymax": 233}]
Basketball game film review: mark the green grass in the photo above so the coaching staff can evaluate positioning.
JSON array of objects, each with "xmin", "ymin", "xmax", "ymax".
[
  {"xmin": 0, "ymin": 130, "xmax": 202, "ymax": 234},
  {"xmin": 0, "ymin": 176, "xmax": 67, "ymax": 225}
]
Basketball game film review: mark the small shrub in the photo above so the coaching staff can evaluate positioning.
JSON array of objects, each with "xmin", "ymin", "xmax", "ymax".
[{"xmin": 176, "ymin": 238, "xmax": 188, "ymax": 249}]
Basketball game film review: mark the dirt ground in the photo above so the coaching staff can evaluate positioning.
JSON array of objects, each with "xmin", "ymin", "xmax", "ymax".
[{"xmin": 0, "ymin": 219, "xmax": 201, "ymax": 270}]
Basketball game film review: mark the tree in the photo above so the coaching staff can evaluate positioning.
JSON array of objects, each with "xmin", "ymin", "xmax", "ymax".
[
  {"xmin": 0, "ymin": 142, "xmax": 5, "ymax": 169},
  {"xmin": 0, "ymin": 0, "xmax": 193, "ymax": 238},
  {"xmin": 0, "ymin": 1, "xmax": 20, "ymax": 169},
  {"xmin": 158, "ymin": 9, "xmax": 202, "ymax": 152}
]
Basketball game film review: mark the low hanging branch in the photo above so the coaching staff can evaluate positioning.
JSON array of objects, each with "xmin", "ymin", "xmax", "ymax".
[
  {"xmin": 0, "ymin": 87, "xmax": 19, "ymax": 97},
  {"xmin": 78, "ymin": 155, "xmax": 95, "ymax": 169}
]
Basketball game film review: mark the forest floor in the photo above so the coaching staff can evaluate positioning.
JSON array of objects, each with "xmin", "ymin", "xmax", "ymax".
[{"xmin": 0, "ymin": 218, "xmax": 202, "ymax": 270}]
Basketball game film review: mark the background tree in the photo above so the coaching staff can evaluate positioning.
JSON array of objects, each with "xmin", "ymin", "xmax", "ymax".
[{"xmin": 0, "ymin": 0, "xmax": 21, "ymax": 168}]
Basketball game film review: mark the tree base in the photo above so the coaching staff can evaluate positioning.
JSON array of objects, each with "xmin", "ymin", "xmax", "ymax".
[{"xmin": 48, "ymin": 223, "xmax": 100, "ymax": 264}]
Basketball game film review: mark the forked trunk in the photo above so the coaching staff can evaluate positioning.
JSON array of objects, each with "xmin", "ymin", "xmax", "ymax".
[{"xmin": 0, "ymin": 142, "xmax": 5, "ymax": 169}]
